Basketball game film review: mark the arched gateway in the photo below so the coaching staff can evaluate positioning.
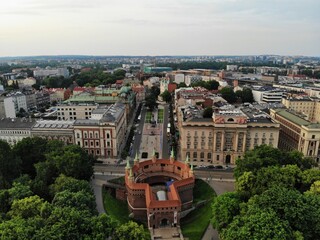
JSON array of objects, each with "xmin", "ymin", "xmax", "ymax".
[{"xmin": 125, "ymin": 151, "xmax": 195, "ymax": 229}]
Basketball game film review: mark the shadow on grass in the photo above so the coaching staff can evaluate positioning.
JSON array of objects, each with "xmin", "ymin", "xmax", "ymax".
[
  {"xmin": 181, "ymin": 179, "xmax": 216, "ymax": 240},
  {"xmin": 102, "ymin": 189, "xmax": 130, "ymax": 224}
]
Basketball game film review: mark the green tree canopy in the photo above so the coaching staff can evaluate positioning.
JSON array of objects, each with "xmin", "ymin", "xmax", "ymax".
[
  {"xmin": 219, "ymin": 87, "xmax": 237, "ymax": 103},
  {"xmin": 203, "ymin": 107, "xmax": 213, "ymax": 118},
  {"xmin": 160, "ymin": 90, "xmax": 172, "ymax": 103},
  {"xmin": 0, "ymin": 140, "xmax": 20, "ymax": 189}
]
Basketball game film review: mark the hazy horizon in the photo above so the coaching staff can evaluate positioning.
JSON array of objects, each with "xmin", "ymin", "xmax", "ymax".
[{"xmin": 1, "ymin": 0, "xmax": 319, "ymax": 57}]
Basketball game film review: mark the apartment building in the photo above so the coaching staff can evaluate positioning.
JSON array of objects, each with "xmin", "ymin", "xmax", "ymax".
[
  {"xmin": 56, "ymin": 104, "xmax": 98, "ymax": 120},
  {"xmin": 270, "ymin": 109, "xmax": 320, "ymax": 164},
  {"xmin": 178, "ymin": 105, "xmax": 279, "ymax": 166},
  {"xmin": 73, "ymin": 103, "xmax": 126, "ymax": 162}
]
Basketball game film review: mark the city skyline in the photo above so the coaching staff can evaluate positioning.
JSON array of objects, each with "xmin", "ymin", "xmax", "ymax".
[{"xmin": 0, "ymin": 0, "xmax": 319, "ymax": 57}]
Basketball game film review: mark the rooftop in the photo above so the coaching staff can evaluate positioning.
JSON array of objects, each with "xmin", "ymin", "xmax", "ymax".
[
  {"xmin": 32, "ymin": 120, "xmax": 74, "ymax": 129},
  {"xmin": 0, "ymin": 118, "xmax": 36, "ymax": 129},
  {"xmin": 274, "ymin": 109, "xmax": 310, "ymax": 126}
]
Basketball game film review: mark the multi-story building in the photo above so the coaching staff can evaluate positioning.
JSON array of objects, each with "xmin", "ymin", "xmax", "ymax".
[
  {"xmin": 270, "ymin": 109, "xmax": 320, "ymax": 164},
  {"xmin": 33, "ymin": 67, "xmax": 69, "ymax": 79},
  {"xmin": 73, "ymin": 103, "xmax": 126, "ymax": 162},
  {"xmin": 0, "ymin": 117, "xmax": 36, "ymax": 145},
  {"xmin": 35, "ymin": 90, "xmax": 50, "ymax": 109},
  {"xmin": 56, "ymin": 104, "xmax": 98, "ymax": 120},
  {"xmin": 4, "ymin": 92, "xmax": 28, "ymax": 118},
  {"xmin": 31, "ymin": 120, "xmax": 75, "ymax": 144},
  {"xmin": 178, "ymin": 105, "xmax": 280, "ymax": 166},
  {"xmin": 281, "ymin": 94, "xmax": 320, "ymax": 123},
  {"xmin": 252, "ymin": 86, "xmax": 284, "ymax": 103},
  {"xmin": 65, "ymin": 86, "xmax": 135, "ymax": 121}
]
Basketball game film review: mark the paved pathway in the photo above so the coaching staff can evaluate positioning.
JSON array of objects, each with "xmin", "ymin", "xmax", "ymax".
[{"xmin": 201, "ymin": 180, "xmax": 235, "ymax": 240}]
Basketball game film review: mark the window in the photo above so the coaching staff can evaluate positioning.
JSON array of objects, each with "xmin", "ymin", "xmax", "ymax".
[
  {"xmin": 312, "ymin": 135, "xmax": 315, "ymax": 139},
  {"xmin": 207, "ymin": 153, "xmax": 212, "ymax": 159},
  {"xmin": 200, "ymin": 152, "xmax": 204, "ymax": 158},
  {"xmin": 193, "ymin": 152, "xmax": 197, "ymax": 158},
  {"xmin": 107, "ymin": 133, "xmax": 110, "ymax": 139},
  {"xmin": 217, "ymin": 155, "xmax": 220, "ymax": 161},
  {"xmin": 96, "ymin": 141, "xmax": 99, "ymax": 147},
  {"xmin": 84, "ymin": 141, "xmax": 88, "ymax": 146},
  {"xmin": 76, "ymin": 133, "xmax": 80, "ymax": 138},
  {"xmin": 77, "ymin": 141, "xmax": 80, "ymax": 146}
]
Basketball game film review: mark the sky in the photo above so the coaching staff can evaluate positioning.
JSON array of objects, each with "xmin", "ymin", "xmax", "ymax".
[{"xmin": 0, "ymin": 0, "xmax": 319, "ymax": 57}]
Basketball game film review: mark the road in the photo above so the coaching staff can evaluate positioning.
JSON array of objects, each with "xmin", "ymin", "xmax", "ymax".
[
  {"xmin": 162, "ymin": 103, "xmax": 170, "ymax": 159},
  {"xmin": 131, "ymin": 104, "xmax": 146, "ymax": 159},
  {"xmin": 94, "ymin": 164, "xmax": 234, "ymax": 180}
]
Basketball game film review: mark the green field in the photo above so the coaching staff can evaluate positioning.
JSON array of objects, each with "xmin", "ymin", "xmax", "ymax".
[
  {"xmin": 102, "ymin": 189, "xmax": 130, "ymax": 224},
  {"xmin": 145, "ymin": 111, "xmax": 152, "ymax": 123},
  {"xmin": 158, "ymin": 109, "xmax": 164, "ymax": 123},
  {"xmin": 181, "ymin": 179, "xmax": 216, "ymax": 240}
]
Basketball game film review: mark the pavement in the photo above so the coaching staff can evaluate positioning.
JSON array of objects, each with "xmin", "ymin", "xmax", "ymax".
[{"xmin": 201, "ymin": 180, "xmax": 235, "ymax": 240}]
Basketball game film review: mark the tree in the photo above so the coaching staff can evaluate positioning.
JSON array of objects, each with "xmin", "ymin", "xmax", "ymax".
[
  {"xmin": 177, "ymin": 82, "xmax": 187, "ymax": 88},
  {"xmin": 161, "ymin": 90, "xmax": 172, "ymax": 103},
  {"xmin": 247, "ymin": 186, "xmax": 320, "ymax": 239},
  {"xmin": 13, "ymin": 137, "xmax": 48, "ymax": 178},
  {"xmin": 9, "ymin": 195, "xmax": 46, "ymax": 219},
  {"xmin": 0, "ymin": 140, "xmax": 20, "ymax": 189},
  {"xmin": 145, "ymin": 95, "xmax": 158, "ymax": 111},
  {"xmin": 50, "ymin": 174, "xmax": 92, "ymax": 196},
  {"xmin": 241, "ymin": 88, "xmax": 254, "ymax": 103},
  {"xmin": 219, "ymin": 87, "xmax": 237, "ymax": 103},
  {"xmin": 221, "ymin": 207, "xmax": 294, "ymax": 240},
  {"xmin": 52, "ymin": 190, "xmax": 96, "ymax": 214},
  {"xmin": 212, "ymin": 192, "xmax": 241, "ymax": 231},
  {"xmin": 114, "ymin": 221, "xmax": 150, "ymax": 240},
  {"xmin": 306, "ymin": 181, "xmax": 320, "ymax": 195},
  {"xmin": 46, "ymin": 144, "xmax": 94, "ymax": 181},
  {"xmin": 203, "ymin": 107, "xmax": 213, "ymax": 118}
]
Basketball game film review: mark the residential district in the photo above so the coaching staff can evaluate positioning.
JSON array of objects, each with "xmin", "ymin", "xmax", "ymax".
[{"xmin": 1, "ymin": 55, "xmax": 320, "ymax": 240}]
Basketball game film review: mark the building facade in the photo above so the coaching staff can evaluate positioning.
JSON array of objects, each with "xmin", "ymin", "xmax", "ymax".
[
  {"xmin": 270, "ymin": 109, "xmax": 320, "ymax": 164},
  {"xmin": 31, "ymin": 120, "xmax": 75, "ymax": 144},
  {"xmin": 178, "ymin": 106, "xmax": 280, "ymax": 166},
  {"xmin": 57, "ymin": 104, "xmax": 98, "ymax": 120},
  {"xmin": 73, "ymin": 103, "xmax": 126, "ymax": 162},
  {"xmin": 281, "ymin": 95, "xmax": 320, "ymax": 123},
  {"xmin": 0, "ymin": 118, "xmax": 36, "ymax": 145}
]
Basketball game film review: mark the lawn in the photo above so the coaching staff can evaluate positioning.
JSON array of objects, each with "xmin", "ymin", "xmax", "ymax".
[
  {"xmin": 181, "ymin": 179, "xmax": 216, "ymax": 240},
  {"xmin": 102, "ymin": 189, "xmax": 130, "ymax": 224},
  {"xmin": 158, "ymin": 109, "xmax": 164, "ymax": 123},
  {"xmin": 145, "ymin": 111, "xmax": 152, "ymax": 123}
]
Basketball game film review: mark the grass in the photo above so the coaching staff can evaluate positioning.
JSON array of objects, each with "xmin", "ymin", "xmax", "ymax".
[
  {"xmin": 102, "ymin": 189, "xmax": 130, "ymax": 224},
  {"xmin": 108, "ymin": 176, "xmax": 125, "ymax": 186},
  {"xmin": 193, "ymin": 179, "xmax": 216, "ymax": 203},
  {"xmin": 158, "ymin": 109, "xmax": 164, "ymax": 123},
  {"xmin": 181, "ymin": 179, "xmax": 216, "ymax": 240},
  {"xmin": 146, "ymin": 111, "xmax": 152, "ymax": 123}
]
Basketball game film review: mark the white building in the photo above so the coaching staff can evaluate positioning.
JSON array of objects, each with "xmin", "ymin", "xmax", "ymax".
[
  {"xmin": 226, "ymin": 65, "xmax": 238, "ymax": 71},
  {"xmin": 0, "ymin": 118, "xmax": 36, "ymax": 145},
  {"xmin": 33, "ymin": 67, "xmax": 69, "ymax": 79},
  {"xmin": 252, "ymin": 87, "xmax": 284, "ymax": 103},
  {"xmin": 174, "ymin": 74, "xmax": 185, "ymax": 84}
]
